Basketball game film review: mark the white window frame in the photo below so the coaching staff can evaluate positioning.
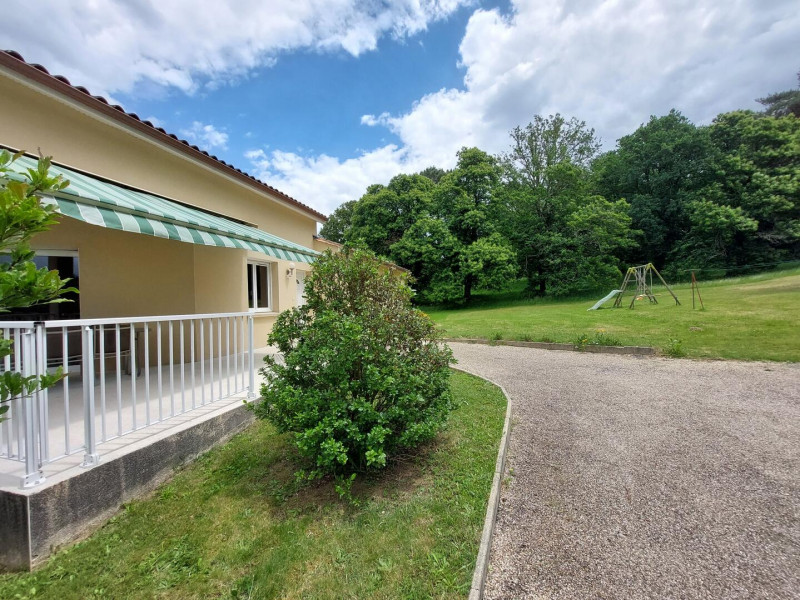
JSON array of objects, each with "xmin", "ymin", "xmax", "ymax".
[
  {"xmin": 247, "ymin": 261, "xmax": 274, "ymax": 312},
  {"xmin": 32, "ymin": 250, "xmax": 80, "ymax": 279},
  {"xmin": 34, "ymin": 249, "xmax": 79, "ymax": 257},
  {"xmin": 4, "ymin": 250, "xmax": 81, "ymax": 320}
]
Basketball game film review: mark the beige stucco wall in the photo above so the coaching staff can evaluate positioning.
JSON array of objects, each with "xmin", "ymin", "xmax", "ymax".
[
  {"xmin": 0, "ymin": 71, "xmax": 320, "ymax": 249},
  {"xmin": 1, "ymin": 66, "xmax": 323, "ymax": 344},
  {"xmin": 31, "ymin": 217, "xmax": 197, "ymax": 318},
  {"xmin": 192, "ymin": 244, "xmax": 247, "ymax": 315},
  {"xmin": 312, "ymin": 238, "xmax": 342, "ymax": 253},
  {"xmin": 32, "ymin": 216, "xmax": 308, "ymax": 345}
]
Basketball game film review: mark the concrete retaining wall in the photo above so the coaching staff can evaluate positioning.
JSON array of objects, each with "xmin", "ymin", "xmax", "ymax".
[{"xmin": 0, "ymin": 404, "xmax": 254, "ymax": 571}]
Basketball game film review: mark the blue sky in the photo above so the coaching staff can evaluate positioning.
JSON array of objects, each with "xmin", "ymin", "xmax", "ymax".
[
  {"xmin": 2, "ymin": 0, "xmax": 798, "ymax": 216},
  {"xmin": 128, "ymin": 4, "xmax": 477, "ymax": 160}
]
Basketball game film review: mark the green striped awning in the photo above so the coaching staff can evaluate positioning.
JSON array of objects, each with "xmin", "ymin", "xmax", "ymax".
[{"xmin": 6, "ymin": 155, "xmax": 318, "ymax": 264}]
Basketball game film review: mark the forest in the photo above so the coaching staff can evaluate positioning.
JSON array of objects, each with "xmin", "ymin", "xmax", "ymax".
[{"xmin": 321, "ymin": 80, "xmax": 800, "ymax": 303}]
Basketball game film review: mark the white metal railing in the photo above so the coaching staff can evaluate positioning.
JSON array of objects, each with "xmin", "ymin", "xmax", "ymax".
[{"xmin": 0, "ymin": 312, "xmax": 255, "ymax": 488}]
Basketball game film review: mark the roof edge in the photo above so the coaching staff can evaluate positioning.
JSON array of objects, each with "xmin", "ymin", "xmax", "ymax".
[
  {"xmin": 0, "ymin": 50, "xmax": 327, "ymax": 223},
  {"xmin": 313, "ymin": 236, "xmax": 410, "ymax": 273}
]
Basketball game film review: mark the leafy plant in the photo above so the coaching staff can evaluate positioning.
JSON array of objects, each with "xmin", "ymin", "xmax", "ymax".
[
  {"xmin": 254, "ymin": 247, "xmax": 455, "ymax": 488},
  {"xmin": 0, "ymin": 150, "xmax": 75, "ymax": 421},
  {"xmin": 573, "ymin": 334, "xmax": 590, "ymax": 351},
  {"xmin": 573, "ymin": 330, "xmax": 622, "ymax": 350},
  {"xmin": 592, "ymin": 330, "xmax": 622, "ymax": 347},
  {"xmin": 663, "ymin": 339, "xmax": 687, "ymax": 358}
]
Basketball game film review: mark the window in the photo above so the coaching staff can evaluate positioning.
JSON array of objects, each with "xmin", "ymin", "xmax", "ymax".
[
  {"xmin": 1, "ymin": 250, "xmax": 80, "ymax": 320},
  {"xmin": 247, "ymin": 262, "xmax": 272, "ymax": 311}
]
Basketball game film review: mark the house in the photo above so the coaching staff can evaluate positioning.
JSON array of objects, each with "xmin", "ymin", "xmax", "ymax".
[
  {"xmin": 0, "ymin": 50, "xmax": 331, "ymax": 570},
  {"xmin": 0, "ymin": 50, "xmax": 326, "ymax": 344}
]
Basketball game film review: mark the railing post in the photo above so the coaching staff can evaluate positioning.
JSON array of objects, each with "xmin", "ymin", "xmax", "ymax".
[
  {"xmin": 35, "ymin": 322, "xmax": 48, "ymax": 462},
  {"xmin": 247, "ymin": 315, "xmax": 255, "ymax": 399},
  {"xmin": 21, "ymin": 327, "xmax": 45, "ymax": 488},
  {"xmin": 81, "ymin": 325, "xmax": 100, "ymax": 467}
]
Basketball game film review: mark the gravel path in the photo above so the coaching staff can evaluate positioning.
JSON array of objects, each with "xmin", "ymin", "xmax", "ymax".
[{"xmin": 450, "ymin": 343, "xmax": 800, "ymax": 600}]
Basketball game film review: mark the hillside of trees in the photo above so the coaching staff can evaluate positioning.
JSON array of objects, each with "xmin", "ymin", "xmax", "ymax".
[{"xmin": 321, "ymin": 80, "xmax": 800, "ymax": 304}]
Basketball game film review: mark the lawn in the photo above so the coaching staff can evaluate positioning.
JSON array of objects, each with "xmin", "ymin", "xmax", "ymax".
[
  {"xmin": 0, "ymin": 372, "xmax": 506, "ymax": 600},
  {"xmin": 423, "ymin": 268, "xmax": 800, "ymax": 362}
]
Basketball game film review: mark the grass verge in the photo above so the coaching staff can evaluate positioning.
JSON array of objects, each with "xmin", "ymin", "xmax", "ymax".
[
  {"xmin": 0, "ymin": 371, "xmax": 506, "ymax": 600},
  {"xmin": 423, "ymin": 268, "xmax": 800, "ymax": 362}
]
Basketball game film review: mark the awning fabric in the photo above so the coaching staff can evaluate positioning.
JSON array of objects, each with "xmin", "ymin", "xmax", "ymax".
[{"xmin": 6, "ymin": 155, "xmax": 318, "ymax": 264}]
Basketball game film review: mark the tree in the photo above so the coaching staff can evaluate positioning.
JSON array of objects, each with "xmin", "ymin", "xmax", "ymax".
[
  {"xmin": 501, "ymin": 114, "xmax": 601, "ymax": 190},
  {"xmin": 498, "ymin": 162, "xmax": 584, "ymax": 294},
  {"xmin": 0, "ymin": 150, "xmax": 75, "ymax": 420},
  {"xmin": 254, "ymin": 248, "xmax": 454, "ymax": 490},
  {"xmin": 346, "ymin": 174, "xmax": 434, "ymax": 257},
  {"xmin": 458, "ymin": 233, "xmax": 518, "ymax": 294},
  {"xmin": 499, "ymin": 156, "xmax": 635, "ymax": 296},
  {"xmin": 318, "ymin": 199, "xmax": 356, "ymax": 244},
  {"xmin": 757, "ymin": 71, "xmax": 800, "ymax": 118},
  {"xmin": 702, "ymin": 110, "xmax": 800, "ymax": 265},
  {"xmin": 417, "ymin": 166, "xmax": 448, "ymax": 184},
  {"xmin": 555, "ymin": 196, "xmax": 637, "ymax": 295},
  {"xmin": 389, "ymin": 217, "xmax": 461, "ymax": 304},
  {"xmin": 670, "ymin": 198, "xmax": 758, "ymax": 268},
  {"xmin": 433, "ymin": 148, "xmax": 516, "ymax": 301},
  {"xmin": 496, "ymin": 116, "xmax": 612, "ymax": 295},
  {"xmin": 593, "ymin": 110, "xmax": 717, "ymax": 269}
]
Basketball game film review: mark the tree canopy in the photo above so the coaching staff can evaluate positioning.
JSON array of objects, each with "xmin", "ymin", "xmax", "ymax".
[
  {"xmin": 757, "ymin": 71, "xmax": 800, "ymax": 118},
  {"xmin": 324, "ymin": 81, "xmax": 799, "ymax": 302}
]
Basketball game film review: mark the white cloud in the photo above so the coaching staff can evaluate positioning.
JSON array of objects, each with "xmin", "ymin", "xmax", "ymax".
[
  {"xmin": 5, "ymin": 0, "xmax": 796, "ymax": 216},
  {"xmin": 248, "ymin": 0, "xmax": 799, "ymax": 214},
  {"xmin": 181, "ymin": 121, "xmax": 229, "ymax": 151},
  {"xmin": 360, "ymin": 112, "xmax": 391, "ymax": 127},
  {"xmin": 449, "ymin": 0, "xmax": 800, "ymax": 147},
  {"xmin": 245, "ymin": 146, "xmax": 415, "ymax": 215},
  {"xmin": 1, "ymin": 0, "xmax": 470, "ymax": 97}
]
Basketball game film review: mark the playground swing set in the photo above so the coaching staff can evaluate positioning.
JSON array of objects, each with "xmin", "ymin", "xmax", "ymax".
[{"xmin": 588, "ymin": 263, "xmax": 681, "ymax": 311}]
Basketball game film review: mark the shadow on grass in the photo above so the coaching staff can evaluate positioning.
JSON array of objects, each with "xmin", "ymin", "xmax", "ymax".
[{"xmin": 195, "ymin": 419, "xmax": 447, "ymax": 518}]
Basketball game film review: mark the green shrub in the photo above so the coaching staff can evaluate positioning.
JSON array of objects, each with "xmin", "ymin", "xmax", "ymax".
[
  {"xmin": 592, "ymin": 330, "xmax": 622, "ymax": 347},
  {"xmin": 572, "ymin": 334, "xmax": 590, "ymax": 351},
  {"xmin": 663, "ymin": 338, "xmax": 687, "ymax": 358},
  {"xmin": 254, "ymin": 248, "xmax": 455, "ymax": 483},
  {"xmin": 573, "ymin": 330, "xmax": 622, "ymax": 350}
]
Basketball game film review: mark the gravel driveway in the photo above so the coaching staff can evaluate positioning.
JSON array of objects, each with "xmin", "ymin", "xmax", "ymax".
[{"xmin": 450, "ymin": 342, "xmax": 800, "ymax": 600}]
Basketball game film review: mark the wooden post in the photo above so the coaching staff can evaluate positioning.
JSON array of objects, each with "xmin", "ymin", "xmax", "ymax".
[
  {"xmin": 691, "ymin": 271, "xmax": 704, "ymax": 309},
  {"xmin": 630, "ymin": 265, "xmax": 643, "ymax": 308},
  {"xmin": 650, "ymin": 264, "xmax": 680, "ymax": 305},
  {"xmin": 614, "ymin": 268, "xmax": 633, "ymax": 308}
]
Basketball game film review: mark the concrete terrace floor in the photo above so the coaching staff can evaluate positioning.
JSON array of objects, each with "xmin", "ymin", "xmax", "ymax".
[
  {"xmin": 450, "ymin": 342, "xmax": 800, "ymax": 600},
  {"xmin": 0, "ymin": 347, "xmax": 277, "ymax": 490}
]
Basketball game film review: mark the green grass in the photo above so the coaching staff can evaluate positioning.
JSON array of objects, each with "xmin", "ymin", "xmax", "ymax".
[
  {"xmin": 423, "ymin": 268, "xmax": 800, "ymax": 362},
  {"xmin": 0, "ymin": 372, "xmax": 506, "ymax": 599}
]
